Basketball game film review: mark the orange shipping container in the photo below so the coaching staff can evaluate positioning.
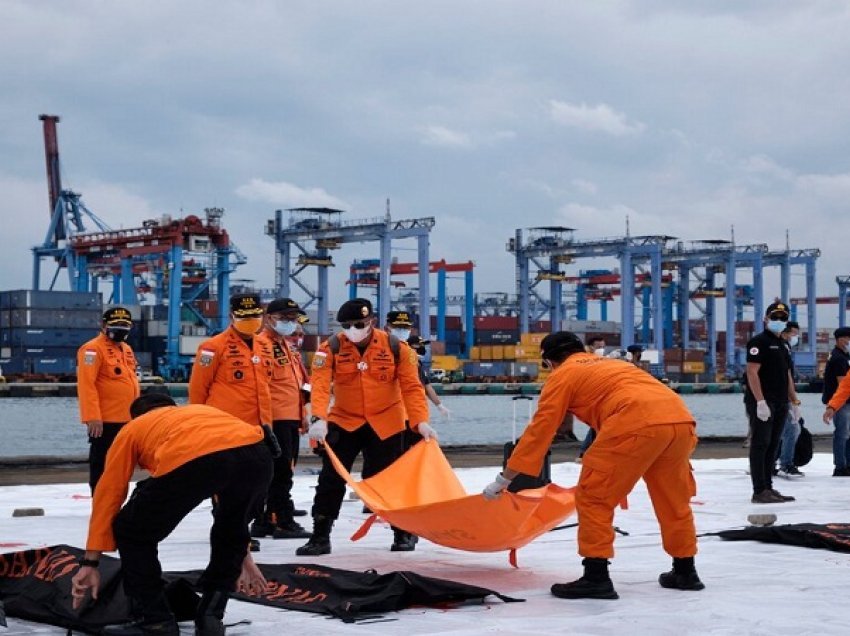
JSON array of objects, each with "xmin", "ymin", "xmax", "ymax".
[
  {"xmin": 520, "ymin": 332, "xmax": 547, "ymax": 346},
  {"xmin": 502, "ymin": 344, "xmax": 516, "ymax": 360}
]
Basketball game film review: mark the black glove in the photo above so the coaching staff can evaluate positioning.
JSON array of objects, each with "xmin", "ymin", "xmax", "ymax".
[{"xmin": 262, "ymin": 425, "xmax": 282, "ymax": 458}]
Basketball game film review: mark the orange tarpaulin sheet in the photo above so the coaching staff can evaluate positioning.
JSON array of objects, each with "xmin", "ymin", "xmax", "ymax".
[{"xmin": 324, "ymin": 441, "xmax": 576, "ymax": 561}]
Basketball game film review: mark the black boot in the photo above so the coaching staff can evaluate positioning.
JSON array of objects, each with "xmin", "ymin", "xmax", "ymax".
[
  {"xmin": 103, "ymin": 594, "xmax": 178, "ymax": 635},
  {"xmin": 551, "ymin": 558, "xmax": 619, "ymax": 600},
  {"xmin": 390, "ymin": 528, "xmax": 418, "ymax": 552},
  {"xmin": 659, "ymin": 556, "xmax": 705, "ymax": 591},
  {"xmin": 249, "ymin": 512, "xmax": 276, "ymax": 538},
  {"xmin": 272, "ymin": 513, "xmax": 312, "ymax": 539},
  {"xmin": 295, "ymin": 515, "xmax": 333, "ymax": 555},
  {"xmin": 195, "ymin": 589, "xmax": 228, "ymax": 636}
]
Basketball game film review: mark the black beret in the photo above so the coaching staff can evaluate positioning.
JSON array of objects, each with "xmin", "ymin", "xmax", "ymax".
[
  {"xmin": 765, "ymin": 301, "xmax": 790, "ymax": 319},
  {"xmin": 337, "ymin": 298, "xmax": 373, "ymax": 323},
  {"xmin": 386, "ymin": 310, "xmax": 414, "ymax": 326},
  {"xmin": 540, "ymin": 331, "xmax": 585, "ymax": 360}
]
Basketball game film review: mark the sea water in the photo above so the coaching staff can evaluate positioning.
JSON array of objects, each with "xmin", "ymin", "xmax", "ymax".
[{"xmin": 0, "ymin": 394, "xmax": 834, "ymax": 459}]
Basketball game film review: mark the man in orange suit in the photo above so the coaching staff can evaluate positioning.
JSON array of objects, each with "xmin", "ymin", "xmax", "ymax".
[
  {"xmin": 483, "ymin": 331, "xmax": 703, "ymax": 600},
  {"xmin": 70, "ymin": 394, "xmax": 273, "ymax": 636},
  {"xmin": 296, "ymin": 298, "xmax": 432, "ymax": 555},
  {"xmin": 76, "ymin": 307, "xmax": 141, "ymax": 494}
]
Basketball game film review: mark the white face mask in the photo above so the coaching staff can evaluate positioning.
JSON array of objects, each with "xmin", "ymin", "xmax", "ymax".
[
  {"xmin": 273, "ymin": 319, "xmax": 298, "ymax": 337},
  {"xmin": 788, "ymin": 335, "xmax": 799, "ymax": 347},
  {"xmin": 593, "ymin": 348, "xmax": 605, "ymax": 357},
  {"xmin": 844, "ymin": 343, "xmax": 850, "ymax": 354},
  {"xmin": 390, "ymin": 327, "xmax": 411, "ymax": 341},
  {"xmin": 344, "ymin": 325, "xmax": 371, "ymax": 343}
]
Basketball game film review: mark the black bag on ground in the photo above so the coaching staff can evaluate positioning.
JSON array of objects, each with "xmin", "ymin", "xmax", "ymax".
[
  {"xmin": 503, "ymin": 396, "xmax": 551, "ymax": 493},
  {"xmin": 794, "ymin": 419, "xmax": 813, "ymax": 467}
]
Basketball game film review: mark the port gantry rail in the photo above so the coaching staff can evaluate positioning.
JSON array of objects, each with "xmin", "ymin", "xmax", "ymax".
[
  {"xmin": 510, "ymin": 227, "xmax": 821, "ymax": 379},
  {"xmin": 267, "ymin": 207, "xmax": 436, "ymax": 339}
]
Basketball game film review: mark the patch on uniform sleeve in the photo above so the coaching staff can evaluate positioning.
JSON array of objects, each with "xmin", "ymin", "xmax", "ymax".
[
  {"xmin": 83, "ymin": 349, "xmax": 97, "ymax": 365},
  {"xmin": 199, "ymin": 349, "xmax": 215, "ymax": 367},
  {"xmin": 313, "ymin": 351, "xmax": 327, "ymax": 368},
  {"xmin": 749, "ymin": 347, "xmax": 759, "ymax": 356},
  {"xmin": 408, "ymin": 349, "xmax": 417, "ymax": 365}
]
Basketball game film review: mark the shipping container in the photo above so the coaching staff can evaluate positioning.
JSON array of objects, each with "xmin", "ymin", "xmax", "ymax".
[
  {"xmin": 562, "ymin": 319, "xmax": 621, "ymax": 334},
  {"xmin": 0, "ymin": 357, "xmax": 30, "ymax": 375},
  {"xmin": 463, "ymin": 361, "xmax": 509, "ymax": 377},
  {"xmin": 470, "ymin": 346, "xmax": 481, "ymax": 360},
  {"xmin": 530, "ymin": 320, "xmax": 552, "ymax": 333},
  {"xmin": 475, "ymin": 329, "xmax": 519, "ymax": 345},
  {"xmin": 501, "ymin": 344, "xmax": 516, "ymax": 360},
  {"xmin": 430, "ymin": 315, "xmax": 463, "ymax": 330},
  {"xmin": 520, "ymin": 332, "xmax": 547, "ymax": 347},
  {"xmin": 18, "ymin": 346, "xmax": 79, "ymax": 358},
  {"xmin": 474, "ymin": 316, "xmax": 519, "ymax": 330},
  {"xmin": 0, "ymin": 327, "xmax": 99, "ymax": 347},
  {"xmin": 179, "ymin": 335, "xmax": 206, "ymax": 356},
  {"xmin": 431, "ymin": 355, "xmax": 462, "ymax": 371},
  {"xmin": 0, "ymin": 289, "xmax": 101, "ymax": 311},
  {"xmin": 5, "ymin": 309, "xmax": 101, "ymax": 329},
  {"xmin": 490, "ymin": 345, "xmax": 504, "ymax": 361},
  {"xmin": 507, "ymin": 362, "xmax": 539, "ymax": 379},
  {"xmin": 33, "ymin": 357, "xmax": 77, "ymax": 375},
  {"xmin": 445, "ymin": 342, "xmax": 463, "ymax": 356},
  {"xmin": 513, "ymin": 344, "xmax": 541, "ymax": 359},
  {"xmin": 429, "ymin": 340, "xmax": 446, "ymax": 356},
  {"xmin": 443, "ymin": 329, "xmax": 464, "ymax": 345}
]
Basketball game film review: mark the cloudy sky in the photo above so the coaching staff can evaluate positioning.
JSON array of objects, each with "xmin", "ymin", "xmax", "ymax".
[{"xmin": 2, "ymin": 1, "xmax": 849, "ymax": 324}]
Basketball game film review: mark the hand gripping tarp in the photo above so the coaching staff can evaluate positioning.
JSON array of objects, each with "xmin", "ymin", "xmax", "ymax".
[{"xmin": 325, "ymin": 440, "xmax": 576, "ymax": 566}]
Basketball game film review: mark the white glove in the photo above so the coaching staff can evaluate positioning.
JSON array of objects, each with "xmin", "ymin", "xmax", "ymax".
[
  {"xmin": 417, "ymin": 422, "xmax": 438, "ymax": 441},
  {"xmin": 756, "ymin": 400, "xmax": 771, "ymax": 422},
  {"xmin": 437, "ymin": 404, "xmax": 450, "ymax": 420},
  {"xmin": 483, "ymin": 473, "xmax": 512, "ymax": 500},
  {"xmin": 308, "ymin": 418, "xmax": 328, "ymax": 442},
  {"xmin": 606, "ymin": 350, "xmax": 623, "ymax": 359},
  {"xmin": 791, "ymin": 403, "xmax": 802, "ymax": 422}
]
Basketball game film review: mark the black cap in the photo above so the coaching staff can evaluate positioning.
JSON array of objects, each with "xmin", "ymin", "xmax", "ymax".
[
  {"xmin": 103, "ymin": 306, "xmax": 133, "ymax": 326},
  {"xmin": 540, "ymin": 331, "xmax": 585, "ymax": 361},
  {"xmin": 765, "ymin": 301, "xmax": 790, "ymax": 320},
  {"xmin": 407, "ymin": 334, "xmax": 430, "ymax": 347},
  {"xmin": 230, "ymin": 293, "xmax": 263, "ymax": 318},
  {"xmin": 386, "ymin": 310, "xmax": 414, "ymax": 327},
  {"xmin": 835, "ymin": 327, "xmax": 850, "ymax": 339},
  {"xmin": 627, "ymin": 344, "xmax": 644, "ymax": 353},
  {"xmin": 785, "ymin": 320, "xmax": 800, "ymax": 330},
  {"xmin": 266, "ymin": 298, "xmax": 306, "ymax": 316},
  {"xmin": 337, "ymin": 298, "xmax": 373, "ymax": 323}
]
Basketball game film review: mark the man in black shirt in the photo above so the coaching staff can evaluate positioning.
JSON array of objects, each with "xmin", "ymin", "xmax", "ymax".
[
  {"xmin": 821, "ymin": 327, "xmax": 850, "ymax": 476},
  {"xmin": 744, "ymin": 302, "xmax": 801, "ymax": 503}
]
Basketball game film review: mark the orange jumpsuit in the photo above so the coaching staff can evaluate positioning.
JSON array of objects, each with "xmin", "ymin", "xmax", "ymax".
[
  {"xmin": 311, "ymin": 329, "xmax": 428, "ymax": 438},
  {"xmin": 188, "ymin": 326, "xmax": 274, "ymax": 426},
  {"xmin": 257, "ymin": 331, "xmax": 307, "ymax": 422},
  {"xmin": 76, "ymin": 333, "xmax": 140, "ymax": 423},
  {"xmin": 507, "ymin": 353, "xmax": 698, "ymax": 559},
  {"xmin": 86, "ymin": 404, "xmax": 264, "ymax": 551}
]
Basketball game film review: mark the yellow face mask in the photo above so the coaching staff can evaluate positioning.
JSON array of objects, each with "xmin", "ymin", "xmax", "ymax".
[{"xmin": 233, "ymin": 317, "xmax": 263, "ymax": 336}]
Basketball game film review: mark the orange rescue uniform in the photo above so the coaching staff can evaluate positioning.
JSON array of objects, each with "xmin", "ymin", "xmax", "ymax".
[
  {"xmin": 257, "ymin": 331, "xmax": 307, "ymax": 422},
  {"xmin": 76, "ymin": 333, "xmax": 140, "ymax": 423},
  {"xmin": 311, "ymin": 329, "xmax": 428, "ymax": 439},
  {"xmin": 86, "ymin": 404, "xmax": 264, "ymax": 551},
  {"xmin": 507, "ymin": 353, "xmax": 698, "ymax": 559},
  {"xmin": 188, "ymin": 327, "xmax": 273, "ymax": 426},
  {"xmin": 827, "ymin": 372, "xmax": 850, "ymax": 411}
]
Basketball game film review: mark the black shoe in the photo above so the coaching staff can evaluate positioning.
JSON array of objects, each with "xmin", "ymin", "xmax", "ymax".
[
  {"xmin": 362, "ymin": 505, "xmax": 373, "ymax": 514},
  {"xmin": 551, "ymin": 577, "xmax": 619, "ymax": 600},
  {"xmin": 751, "ymin": 490, "xmax": 786, "ymax": 504},
  {"xmin": 102, "ymin": 618, "xmax": 179, "ymax": 636},
  {"xmin": 833, "ymin": 467, "xmax": 850, "ymax": 477},
  {"xmin": 292, "ymin": 508, "xmax": 307, "ymax": 517},
  {"xmin": 659, "ymin": 570, "xmax": 705, "ymax": 591},
  {"xmin": 296, "ymin": 536, "xmax": 331, "ymax": 556},
  {"xmin": 770, "ymin": 489, "xmax": 795, "ymax": 502},
  {"xmin": 272, "ymin": 520, "xmax": 311, "ymax": 539},
  {"xmin": 390, "ymin": 531, "xmax": 418, "ymax": 552},
  {"xmin": 195, "ymin": 590, "xmax": 228, "ymax": 636},
  {"xmin": 249, "ymin": 518, "xmax": 276, "ymax": 538},
  {"xmin": 249, "ymin": 539, "xmax": 261, "ymax": 552}
]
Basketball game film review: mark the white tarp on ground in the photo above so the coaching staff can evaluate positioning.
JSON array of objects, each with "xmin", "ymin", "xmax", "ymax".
[{"xmin": 0, "ymin": 453, "xmax": 846, "ymax": 635}]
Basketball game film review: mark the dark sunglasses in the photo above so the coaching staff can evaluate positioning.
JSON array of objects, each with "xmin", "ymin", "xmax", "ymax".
[
  {"xmin": 341, "ymin": 321, "xmax": 368, "ymax": 329},
  {"xmin": 768, "ymin": 314, "xmax": 789, "ymax": 321}
]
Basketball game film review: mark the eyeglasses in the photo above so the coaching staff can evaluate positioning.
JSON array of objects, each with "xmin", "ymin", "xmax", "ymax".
[
  {"xmin": 768, "ymin": 314, "xmax": 789, "ymax": 321},
  {"xmin": 541, "ymin": 358, "xmax": 554, "ymax": 370},
  {"xmin": 341, "ymin": 321, "xmax": 368, "ymax": 329}
]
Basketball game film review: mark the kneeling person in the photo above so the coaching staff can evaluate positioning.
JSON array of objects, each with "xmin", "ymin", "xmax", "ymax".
[{"xmin": 71, "ymin": 395, "xmax": 274, "ymax": 635}]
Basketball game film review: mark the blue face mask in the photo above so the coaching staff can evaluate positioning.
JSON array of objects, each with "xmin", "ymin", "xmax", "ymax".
[
  {"xmin": 273, "ymin": 320, "xmax": 298, "ymax": 337},
  {"xmin": 390, "ymin": 328, "xmax": 411, "ymax": 341},
  {"xmin": 767, "ymin": 320, "xmax": 787, "ymax": 334}
]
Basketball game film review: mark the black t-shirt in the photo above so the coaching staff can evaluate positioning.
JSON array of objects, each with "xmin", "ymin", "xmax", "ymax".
[
  {"xmin": 822, "ymin": 346, "xmax": 850, "ymax": 404},
  {"xmin": 745, "ymin": 330, "xmax": 791, "ymax": 402}
]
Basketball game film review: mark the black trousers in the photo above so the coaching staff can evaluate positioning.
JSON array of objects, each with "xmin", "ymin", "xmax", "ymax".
[
  {"xmin": 89, "ymin": 422, "xmax": 126, "ymax": 495},
  {"xmin": 745, "ymin": 398, "xmax": 788, "ymax": 494},
  {"xmin": 312, "ymin": 423, "xmax": 406, "ymax": 520},
  {"xmin": 265, "ymin": 420, "xmax": 302, "ymax": 520},
  {"xmin": 361, "ymin": 421, "xmax": 420, "ymax": 480},
  {"xmin": 113, "ymin": 442, "xmax": 273, "ymax": 611}
]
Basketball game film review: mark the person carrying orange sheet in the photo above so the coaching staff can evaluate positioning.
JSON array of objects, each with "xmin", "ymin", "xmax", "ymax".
[
  {"xmin": 296, "ymin": 298, "xmax": 432, "ymax": 556},
  {"xmin": 70, "ymin": 395, "xmax": 273, "ymax": 636},
  {"xmin": 76, "ymin": 306, "xmax": 141, "ymax": 494},
  {"xmin": 251, "ymin": 297, "xmax": 311, "ymax": 541},
  {"xmin": 483, "ymin": 331, "xmax": 703, "ymax": 600}
]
